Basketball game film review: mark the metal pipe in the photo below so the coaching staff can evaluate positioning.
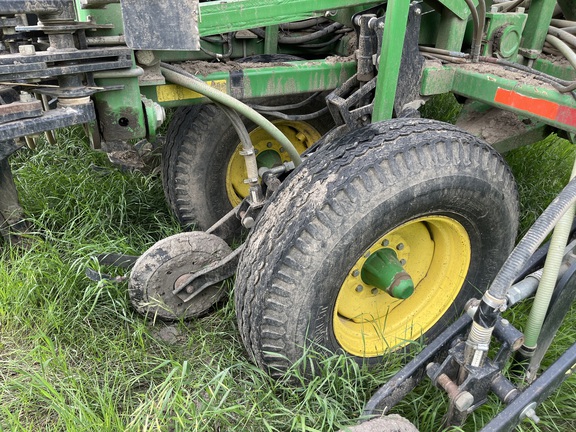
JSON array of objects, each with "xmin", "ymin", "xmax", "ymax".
[{"xmin": 86, "ymin": 36, "xmax": 126, "ymax": 46}]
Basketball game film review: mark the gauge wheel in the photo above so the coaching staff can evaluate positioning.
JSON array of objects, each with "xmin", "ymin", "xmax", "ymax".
[
  {"xmin": 235, "ymin": 118, "xmax": 519, "ymax": 376},
  {"xmin": 162, "ymin": 95, "xmax": 333, "ymax": 234},
  {"xmin": 128, "ymin": 231, "xmax": 232, "ymax": 320}
]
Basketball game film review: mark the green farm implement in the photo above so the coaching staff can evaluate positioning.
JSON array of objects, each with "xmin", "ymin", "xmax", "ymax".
[{"xmin": 2, "ymin": 0, "xmax": 576, "ymax": 429}]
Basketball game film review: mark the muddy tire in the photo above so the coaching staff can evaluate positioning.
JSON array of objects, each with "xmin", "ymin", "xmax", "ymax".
[
  {"xmin": 162, "ymin": 97, "xmax": 333, "ymax": 233},
  {"xmin": 235, "ymin": 118, "xmax": 519, "ymax": 376}
]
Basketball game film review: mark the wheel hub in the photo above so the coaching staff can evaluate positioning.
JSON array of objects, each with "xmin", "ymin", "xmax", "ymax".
[
  {"xmin": 333, "ymin": 216, "xmax": 471, "ymax": 357},
  {"xmin": 225, "ymin": 120, "xmax": 322, "ymax": 206},
  {"xmin": 361, "ymin": 248, "xmax": 415, "ymax": 299}
]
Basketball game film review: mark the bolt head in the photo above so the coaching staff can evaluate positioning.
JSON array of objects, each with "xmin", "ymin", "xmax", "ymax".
[
  {"xmin": 454, "ymin": 391, "xmax": 474, "ymax": 412},
  {"xmin": 242, "ymin": 216, "xmax": 255, "ymax": 229}
]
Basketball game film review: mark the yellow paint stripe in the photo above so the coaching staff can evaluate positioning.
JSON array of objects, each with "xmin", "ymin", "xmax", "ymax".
[{"xmin": 156, "ymin": 80, "xmax": 227, "ymax": 102}]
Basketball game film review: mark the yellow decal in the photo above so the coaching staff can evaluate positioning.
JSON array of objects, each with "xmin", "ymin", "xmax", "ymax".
[{"xmin": 156, "ymin": 80, "xmax": 227, "ymax": 102}]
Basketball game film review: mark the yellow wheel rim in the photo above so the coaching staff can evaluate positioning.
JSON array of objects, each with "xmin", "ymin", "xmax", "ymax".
[
  {"xmin": 225, "ymin": 120, "xmax": 322, "ymax": 207},
  {"xmin": 333, "ymin": 216, "xmax": 471, "ymax": 357}
]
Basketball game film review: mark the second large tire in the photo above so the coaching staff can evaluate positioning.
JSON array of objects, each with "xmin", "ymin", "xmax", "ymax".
[
  {"xmin": 162, "ymin": 97, "xmax": 333, "ymax": 232},
  {"xmin": 235, "ymin": 118, "xmax": 519, "ymax": 376}
]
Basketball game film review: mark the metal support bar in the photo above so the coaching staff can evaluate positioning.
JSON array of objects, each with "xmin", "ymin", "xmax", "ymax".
[
  {"xmin": 0, "ymin": 102, "xmax": 95, "ymax": 141},
  {"xmin": 264, "ymin": 25, "xmax": 279, "ymax": 55},
  {"xmin": 372, "ymin": 0, "xmax": 410, "ymax": 121},
  {"xmin": 148, "ymin": 60, "xmax": 357, "ymax": 106},
  {"xmin": 421, "ymin": 64, "xmax": 576, "ymax": 134},
  {"xmin": 519, "ymin": 0, "xmax": 558, "ymax": 59},
  {"xmin": 0, "ymin": 48, "xmax": 133, "ymax": 81},
  {"xmin": 174, "ymin": 245, "xmax": 243, "ymax": 304},
  {"xmin": 198, "ymin": 0, "xmax": 382, "ymax": 36},
  {"xmin": 479, "ymin": 341, "xmax": 576, "ymax": 431},
  {"xmin": 363, "ymin": 314, "xmax": 472, "ymax": 417}
]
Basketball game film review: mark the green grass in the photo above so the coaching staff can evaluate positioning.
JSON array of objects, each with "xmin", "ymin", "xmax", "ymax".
[{"xmin": 1, "ymin": 127, "xmax": 575, "ymax": 431}]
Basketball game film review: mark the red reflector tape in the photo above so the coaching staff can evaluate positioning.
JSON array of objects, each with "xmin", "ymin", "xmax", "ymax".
[{"xmin": 494, "ymin": 88, "xmax": 576, "ymax": 127}]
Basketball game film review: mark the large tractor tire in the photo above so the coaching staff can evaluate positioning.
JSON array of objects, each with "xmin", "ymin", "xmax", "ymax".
[{"xmin": 235, "ymin": 118, "xmax": 519, "ymax": 376}]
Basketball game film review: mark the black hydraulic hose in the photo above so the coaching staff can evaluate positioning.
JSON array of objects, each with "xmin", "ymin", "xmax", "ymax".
[
  {"xmin": 248, "ymin": 92, "xmax": 321, "ymax": 112},
  {"xmin": 250, "ymin": 22, "xmax": 344, "ymax": 45},
  {"xmin": 488, "ymin": 178, "xmax": 576, "ymax": 299},
  {"xmin": 280, "ymin": 18, "xmax": 328, "ymax": 30},
  {"xmin": 419, "ymin": 46, "xmax": 469, "ymax": 58},
  {"xmin": 200, "ymin": 33, "xmax": 233, "ymax": 60},
  {"xmin": 255, "ymin": 107, "xmax": 329, "ymax": 121},
  {"xmin": 479, "ymin": 56, "xmax": 573, "ymax": 87},
  {"xmin": 299, "ymin": 34, "xmax": 344, "ymax": 49},
  {"xmin": 463, "ymin": 0, "xmax": 481, "ymax": 61}
]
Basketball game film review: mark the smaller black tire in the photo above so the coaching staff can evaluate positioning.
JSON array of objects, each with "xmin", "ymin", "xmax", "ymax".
[{"xmin": 162, "ymin": 97, "xmax": 333, "ymax": 233}]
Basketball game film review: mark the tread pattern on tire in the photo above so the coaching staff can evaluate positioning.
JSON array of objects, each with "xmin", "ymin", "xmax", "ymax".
[
  {"xmin": 162, "ymin": 105, "xmax": 213, "ymax": 229},
  {"xmin": 235, "ymin": 118, "xmax": 519, "ymax": 375}
]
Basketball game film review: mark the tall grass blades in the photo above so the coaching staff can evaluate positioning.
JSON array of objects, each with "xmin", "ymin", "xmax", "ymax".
[{"xmin": 0, "ymin": 128, "xmax": 575, "ymax": 431}]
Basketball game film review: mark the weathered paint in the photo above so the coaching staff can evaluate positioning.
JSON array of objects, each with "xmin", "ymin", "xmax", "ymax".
[{"xmin": 157, "ymin": 80, "xmax": 228, "ymax": 102}]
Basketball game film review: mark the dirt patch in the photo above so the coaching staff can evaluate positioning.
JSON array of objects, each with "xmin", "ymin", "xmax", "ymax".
[
  {"xmin": 339, "ymin": 415, "xmax": 419, "ymax": 432},
  {"xmin": 456, "ymin": 105, "xmax": 529, "ymax": 144},
  {"xmin": 325, "ymin": 54, "xmax": 355, "ymax": 64},
  {"xmin": 178, "ymin": 60, "xmax": 296, "ymax": 77},
  {"xmin": 458, "ymin": 61, "xmax": 556, "ymax": 89}
]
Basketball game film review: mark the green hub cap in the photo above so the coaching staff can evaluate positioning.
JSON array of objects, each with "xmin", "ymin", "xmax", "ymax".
[{"xmin": 361, "ymin": 248, "xmax": 414, "ymax": 299}]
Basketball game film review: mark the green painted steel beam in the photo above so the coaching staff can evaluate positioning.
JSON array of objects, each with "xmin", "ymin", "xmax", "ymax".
[
  {"xmin": 432, "ymin": 0, "xmax": 475, "ymax": 21},
  {"xmin": 372, "ymin": 0, "xmax": 410, "ymax": 121},
  {"xmin": 519, "ymin": 0, "xmax": 558, "ymax": 59},
  {"xmin": 421, "ymin": 64, "xmax": 576, "ymax": 133},
  {"xmin": 264, "ymin": 25, "xmax": 279, "ymax": 55},
  {"xmin": 198, "ymin": 0, "xmax": 382, "ymax": 35},
  {"xmin": 145, "ymin": 60, "xmax": 357, "ymax": 107}
]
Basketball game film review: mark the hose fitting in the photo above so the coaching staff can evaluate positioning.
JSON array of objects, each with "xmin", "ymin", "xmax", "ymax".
[{"xmin": 464, "ymin": 292, "xmax": 507, "ymax": 367}]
